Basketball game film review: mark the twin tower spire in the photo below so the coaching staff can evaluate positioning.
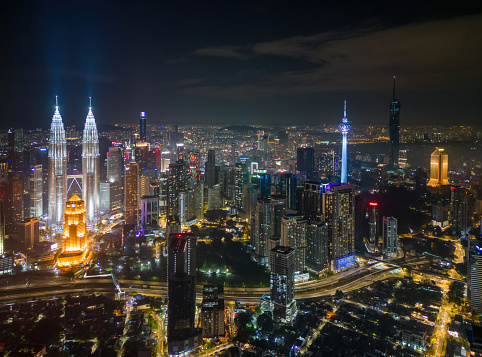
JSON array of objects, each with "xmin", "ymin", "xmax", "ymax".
[{"xmin": 48, "ymin": 96, "xmax": 100, "ymax": 229}]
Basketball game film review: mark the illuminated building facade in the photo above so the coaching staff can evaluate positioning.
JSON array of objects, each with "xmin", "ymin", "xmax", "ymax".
[
  {"xmin": 82, "ymin": 100, "xmax": 100, "ymax": 226},
  {"xmin": 281, "ymin": 214, "xmax": 307, "ymax": 272},
  {"xmin": 338, "ymin": 100, "xmax": 351, "ymax": 183},
  {"xmin": 269, "ymin": 245, "xmax": 296, "ymax": 322},
  {"xmin": 48, "ymin": 97, "xmax": 67, "ymax": 229},
  {"xmin": 124, "ymin": 162, "xmax": 139, "ymax": 225},
  {"xmin": 468, "ymin": 241, "xmax": 482, "ymax": 314},
  {"xmin": 140, "ymin": 111, "xmax": 147, "ymax": 142},
  {"xmin": 57, "ymin": 194, "xmax": 90, "ymax": 266},
  {"xmin": 389, "ymin": 76, "xmax": 400, "ymax": 170},
  {"xmin": 427, "ymin": 148, "xmax": 449, "ymax": 187},
  {"xmin": 368, "ymin": 202, "xmax": 379, "ymax": 252},
  {"xmin": 382, "ymin": 216, "xmax": 398, "ymax": 258},
  {"xmin": 325, "ymin": 183, "xmax": 355, "ymax": 271},
  {"xmin": 29, "ymin": 165, "xmax": 43, "ymax": 219},
  {"xmin": 18, "ymin": 217, "xmax": 39, "ymax": 249}
]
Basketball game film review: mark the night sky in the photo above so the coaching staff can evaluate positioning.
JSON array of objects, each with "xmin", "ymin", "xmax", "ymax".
[{"xmin": 1, "ymin": 1, "xmax": 481, "ymax": 129}]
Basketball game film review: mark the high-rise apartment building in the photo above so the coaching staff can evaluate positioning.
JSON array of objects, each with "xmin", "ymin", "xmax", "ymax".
[
  {"xmin": 201, "ymin": 285, "xmax": 225, "ymax": 339},
  {"xmin": 251, "ymin": 200, "xmax": 272, "ymax": 264},
  {"xmin": 82, "ymin": 101, "xmax": 100, "ymax": 226},
  {"xmin": 48, "ymin": 98, "xmax": 67, "ymax": 229},
  {"xmin": 167, "ymin": 160, "xmax": 188, "ymax": 217},
  {"xmin": 469, "ymin": 240, "xmax": 482, "ymax": 314},
  {"xmin": 124, "ymin": 162, "xmax": 139, "ymax": 225},
  {"xmin": 427, "ymin": 148, "xmax": 449, "ymax": 187},
  {"xmin": 269, "ymin": 245, "xmax": 296, "ymax": 322},
  {"xmin": 389, "ymin": 76, "xmax": 400, "ymax": 170},
  {"xmin": 325, "ymin": 183, "xmax": 355, "ymax": 271},
  {"xmin": 368, "ymin": 202, "xmax": 379, "ymax": 252},
  {"xmin": 382, "ymin": 216, "xmax": 398, "ymax": 258},
  {"xmin": 306, "ymin": 221, "xmax": 329, "ymax": 271},
  {"xmin": 281, "ymin": 214, "xmax": 307, "ymax": 272}
]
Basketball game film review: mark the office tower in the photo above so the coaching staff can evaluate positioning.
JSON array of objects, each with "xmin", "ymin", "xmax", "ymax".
[
  {"xmin": 269, "ymin": 246, "xmax": 296, "ymax": 322},
  {"xmin": 201, "ymin": 285, "xmax": 225, "ymax": 339},
  {"xmin": 233, "ymin": 163, "xmax": 245, "ymax": 210},
  {"xmin": 207, "ymin": 184, "xmax": 221, "ymax": 210},
  {"xmin": 17, "ymin": 217, "xmax": 40, "ymax": 249},
  {"xmin": 124, "ymin": 162, "xmax": 139, "ymax": 225},
  {"xmin": 325, "ymin": 183, "xmax": 355, "ymax": 270},
  {"xmin": 166, "ymin": 216, "xmax": 181, "ymax": 237},
  {"xmin": 279, "ymin": 173, "xmax": 297, "ymax": 210},
  {"xmin": 451, "ymin": 186, "xmax": 469, "ymax": 236},
  {"xmin": 469, "ymin": 240, "xmax": 482, "ymax": 314},
  {"xmin": 167, "ymin": 160, "xmax": 188, "ymax": 217},
  {"xmin": 139, "ymin": 111, "xmax": 146, "ymax": 142},
  {"xmin": 107, "ymin": 146, "xmax": 124, "ymax": 183},
  {"xmin": 230, "ymin": 142, "xmax": 236, "ymax": 166},
  {"xmin": 205, "ymin": 149, "xmax": 216, "ymax": 189},
  {"xmin": 427, "ymin": 148, "xmax": 449, "ymax": 187},
  {"xmin": 5, "ymin": 176, "xmax": 23, "ymax": 235},
  {"xmin": 389, "ymin": 76, "xmax": 400, "ymax": 170},
  {"xmin": 141, "ymin": 195, "xmax": 159, "ymax": 228},
  {"xmin": 414, "ymin": 167, "xmax": 427, "ymax": 194},
  {"xmin": 302, "ymin": 181, "xmax": 325, "ymax": 222},
  {"xmin": 271, "ymin": 196, "xmax": 286, "ymax": 238},
  {"xmin": 82, "ymin": 100, "xmax": 100, "ymax": 227},
  {"xmin": 187, "ymin": 151, "xmax": 200, "ymax": 180},
  {"xmin": 56, "ymin": 194, "xmax": 90, "ymax": 266},
  {"xmin": 306, "ymin": 221, "xmax": 329, "ymax": 271},
  {"xmin": 296, "ymin": 147, "xmax": 315, "ymax": 180},
  {"xmin": 382, "ymin": 216, "xmax": 398, "ymax": 258},
  {"xmin": 368, "ymin": 202, "xmax": 379, "ymax": 252},
  {"xmin": 281, "ymin": 214, "xmax": 307, "ymax": 272},
  {"xmin": 257, "ymin": 173, "xmax": 271, "ymax": 200},
  {"xmin": 99, "ymin": 182, "xmax": 110, "ymax": 212},
  {"xmin": 48, "ymin": 97, "xmax": 67, "ymax": 229},
  {"xmin": 167, "ymin": 233, "xmax": 201, "ymax": 356},
  {"xmin": 243, "ymin": 183, "xmax": 257, "ymax": 218},
  {"xmin": 29, "ymin": 165, "xmax": 43, "ymax": 218},
  {"xmin": 139, "ymin": 175, "xmax": 151, "ymax": 198},
  {"xmin": 251, "ymin": 200, "xmax": 271, "ymax": 264},
  {"xmin": 338, "ymin": 100, "xmax": 351, "ymax": 183}
]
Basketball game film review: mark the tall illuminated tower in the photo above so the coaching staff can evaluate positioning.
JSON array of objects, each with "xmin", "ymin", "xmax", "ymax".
[
  {"xmin": 427, "ymin": 148, "xmax": 449, "ymax": 187},
  {"xmin": 338, "ymin": 100, "xmax": 351, "ymax": 184},
  {"xmin": 140, "ymin": 111, "xmax": 146, "ymax": 142},
  {"xmin": 48, "ymin": 96, "xmax": 67, "ymax": 229},
  {"xmin": 82, "ymin": 98, "xmax": 100, "ymax": 227},
  {"xmin": 389, "ymin": 76, "xmax": 400, "ymax": 170},
  {"xmin": 62, "ymin": 195, "xmax": 87, "ymax": 252}
]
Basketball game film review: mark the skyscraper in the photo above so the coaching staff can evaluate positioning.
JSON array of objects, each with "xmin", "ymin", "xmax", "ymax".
[
  {"xmin": 469, "ymin": 240, "xmax": 482, "ymax": 314},
  {"xmin": 325, "ymin": 183, "xmax": 355, "ymax": 270},
  {"xmin": 269, "ymin": 245, "xmax": 296, "ymax": 322},
  {"xmin": 124, "ymin": 162, "xmax": 139, "ymax": 225},
  {"xmin": 48, "ymin": 97, "xmax": 67, "ymax": 229},
  {"xmin": 251, "ymin": 200, "xmax": 272, "ymax": 264},
  {"xmin": 167, "ymin": 160, "xmax": 188, "ymax": 217},
  {"xmin": 281, "ymin": 214, "xmax": 307, "ymax": 272},
  {"xmin": 82, "ymin": 99, "xmax": 100, "ymax": 226},
  {"xmin": 382, "ymin": 216, "xmax": 398, "ymax": 258},
  {"xmin": 389, "ymin": 76, "xmax": 400, "ymax": 170},
  {"xmin": 205, "ymin": 149, "xmax": 216, "ymax": 189},
  {"xmin": 296, "ymin": 147, "xmax": 315, "ymax": 180},
  {"xmin": 427, "ymin": 148, "xmax": 449, "ymax": 188},
  {"xmin": 167, "ymin": 233, "xmax": 201, "ymax": 356},
  {"xmin": 139, "ymin": 111, "xmax": 147, "ymax": 142},
  {"xmin": 338, "ymin": 100, "xmax": 351, "ymax": 184},
  {"xmin": 451, "ymin": 186, "xmax": 469, "ymax": 236},
  {"xmin": 29, "ymin": 165, "xmax": 43, "ymax": 218},
  {"xmin": 368, "ymin": 202, "xmax": 379, "ymax": 252}
]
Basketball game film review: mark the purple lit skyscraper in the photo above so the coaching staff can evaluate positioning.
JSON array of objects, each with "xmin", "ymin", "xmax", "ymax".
[{"xmin": 338, "ymin": 100, "xmax": 351, "ymax": 184}]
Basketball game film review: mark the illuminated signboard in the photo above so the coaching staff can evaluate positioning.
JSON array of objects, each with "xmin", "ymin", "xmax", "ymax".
[{"xmin": 336, "ymin": 253, "xmax": 355, "ymax": 270}]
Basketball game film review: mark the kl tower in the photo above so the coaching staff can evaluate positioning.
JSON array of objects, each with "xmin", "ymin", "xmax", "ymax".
[{"xmin": 339, "ymin": 100, "xmax": 351, "ymax": 184}]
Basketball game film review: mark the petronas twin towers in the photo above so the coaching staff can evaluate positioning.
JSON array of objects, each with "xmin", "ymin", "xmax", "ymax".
[{"xmin": 48, "ymin": 97, "xmax": 100, "ymax": 229}]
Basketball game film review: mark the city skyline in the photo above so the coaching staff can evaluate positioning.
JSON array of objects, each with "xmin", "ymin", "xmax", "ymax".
[{"xmin": 0, "ymin": 2, "xmax": 481, "ymax": 129}]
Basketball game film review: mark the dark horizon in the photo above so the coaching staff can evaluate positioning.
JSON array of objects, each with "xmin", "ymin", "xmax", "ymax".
[{"xmin": 1, "ymin": 1, "xmax": 482, "ymax": 129}]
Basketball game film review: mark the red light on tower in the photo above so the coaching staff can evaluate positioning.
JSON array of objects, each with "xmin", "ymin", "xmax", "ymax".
[{"xmin": 369, "ymin": 202, "xmax": 378, "ymax": 206}]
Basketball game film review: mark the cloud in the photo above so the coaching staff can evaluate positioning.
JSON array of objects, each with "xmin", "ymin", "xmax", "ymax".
[
  {"xmin": 193, "ymin": 45, "xmax": 252, "ymax": 60},
  {"xmin": 165, "ymin": 57, "xmax": 192, "ymax": 64},
  {"xmin": 185, "ymin": 14, "xmax": 482, "ymax": 98}
]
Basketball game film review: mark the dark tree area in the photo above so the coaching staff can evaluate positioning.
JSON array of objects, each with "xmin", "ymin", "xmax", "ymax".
[{"xmin": 448, "ymin": 281, "xmax": 465, "ymax": 305}]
